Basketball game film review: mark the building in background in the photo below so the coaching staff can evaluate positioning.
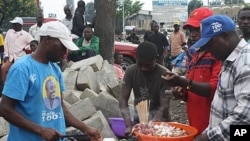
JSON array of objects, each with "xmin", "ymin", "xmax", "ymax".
[
  {"xmin": 152, "ymin": 0, "xmax": 188, "ymax": 30},
  {"xmin": 126, "ymin": 10, "xmax": 152, "ymax": 32}
]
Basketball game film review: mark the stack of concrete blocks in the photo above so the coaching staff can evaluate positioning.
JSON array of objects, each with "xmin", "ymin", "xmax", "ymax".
[{"xmin": 0, "ymin": 55, "xmax": 135, "ymax": 140}]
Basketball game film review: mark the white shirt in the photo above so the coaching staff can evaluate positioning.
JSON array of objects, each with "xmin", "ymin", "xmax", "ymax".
[
  {"xmin": 29, "ymin": 24, "xmax": 41, "ymax": 41},
  {"xmin": 4, "ymin": 29, "xmax": 33, "ymax": 62},
  {"xmin": 61, "ymin": 17, "xmax": 73, "ymax": 32}
]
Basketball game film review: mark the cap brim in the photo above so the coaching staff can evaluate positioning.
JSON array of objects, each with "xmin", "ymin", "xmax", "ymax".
[
  {"xmin": 189, "ymin": 37, "xmax": 211, "ymax": 50},
  {"xmin": 59, "ymin": 39, "xmax": 79, "ymax": 51},
  {"xmin": 9, "ymin": 20, "xmax": 15, "ymax": 23},
  {"xmin": 183, "ymin": 20, "xmax": 200, "ymax": 29}
]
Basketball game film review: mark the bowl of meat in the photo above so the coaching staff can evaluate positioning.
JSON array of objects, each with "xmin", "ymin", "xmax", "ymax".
[{"xmin": 133, "ymin": 122, "xmax": 198, "ymax": 141}]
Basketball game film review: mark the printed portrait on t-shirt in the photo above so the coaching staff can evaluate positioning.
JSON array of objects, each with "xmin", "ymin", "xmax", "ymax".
[{"xmin": 42, "ymin": 76, "xmax": 61, "ymax": 110}]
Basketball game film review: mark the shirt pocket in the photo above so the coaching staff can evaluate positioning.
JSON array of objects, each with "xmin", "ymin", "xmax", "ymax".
[{"xmin": 219, "ymin": 72, "xmax": 232, "ymax": 89}]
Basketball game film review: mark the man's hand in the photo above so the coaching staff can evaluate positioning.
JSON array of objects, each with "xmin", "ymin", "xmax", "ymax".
[
  {"xmin": 39, "ymin": 127, "xmax": 62, "ymax": 141},
  {"xmin": 124, "ymin": 126, "xmax": 133, "ymax": 138},
  {"xmin": 172, "ymin": 86, "xmax": 188, "ymax": 101},
  {"xmin": 161, "ymin": 71, "xmax": 183, "ymax": 86},
  {"xmin": 85, "ymin": 126, "xmax": 102, "ymax": 141}
]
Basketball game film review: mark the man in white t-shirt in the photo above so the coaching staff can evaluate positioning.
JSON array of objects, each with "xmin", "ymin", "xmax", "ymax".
[
  {"xmin": 29, "ymin": 12, "xmax": 44, "ymax": 41},
  {"xmin": 61, "ymin": 5, "xmax": 73, "ymax": 32}
]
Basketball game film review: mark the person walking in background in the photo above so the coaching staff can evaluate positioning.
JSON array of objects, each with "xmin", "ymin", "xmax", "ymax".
[
  {"xmin": 169, "ymin": 23, "xmax": 186, "ymax": 58},
  {"xmin": 147, "ymin": 21, "xmax": 169, "ymax": 65},
  {"xmin": 143, "ymin": 20, "xmax": 156, "ymax": 41},
  {"xmin": 168, "ymin": 23, "xmax": 187, "ymax": 76},
  {"xmin": 29, "ymin": 12, "xmax": 44, "ymax": 41},
  {"xmin": 68, "ymin": 25, "xmax": 99, "ymax": 62},
  {"xmin": 191, "ymin": 15, "xmax": 250, "ymax": 141},
  {"xmin": 161, "ymin": 7, "xmax": 222, "ymax": 134},
  {"xmin": 113, "ymin": 52, "xmax": 125, "ymax": 80},
  {"xmin": 71, "ymin": 0, "xmax": 86, "ymax": 37},
  {"xmin": 2, "ymin": 17, "xmax": 33, "ymax": 83},
  {"xmin": 119, "ymin": 42, "xmax": 172, "ymax": 137},
  {"xmin": 237, "ymin": 6, "xmax": 250, "ymax": 43},
  {"xmin": 61, "ymin": 5, "xmax": 73, "ymax": 32},
  {"xmin": 0, "ymin": 21, "xmax": 101, "ymax": 141}
]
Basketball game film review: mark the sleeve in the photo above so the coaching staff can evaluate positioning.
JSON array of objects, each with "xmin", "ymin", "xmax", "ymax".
[
  {"xmin": 28, "ymin": 26, "xmax": 34, "ymax": 38},
  {"xmin": 23, "ymin": 32, "xmax": 34, "ymax": 50},
  {"xmin": 2, "ymin": 64, "xmax": 29, "ymax": 101},
  {"xmin": 208, "ymin": 59, "xmax": 222, "ymax": 100},
  {"xmin": 3, "ymin": 30, "xmax": 10, "ymax": 58}
]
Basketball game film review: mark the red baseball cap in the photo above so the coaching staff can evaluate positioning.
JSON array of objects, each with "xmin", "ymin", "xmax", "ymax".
[{"xmin": 183, "ymin": 7, "xmax": 213, "ymax": 29}]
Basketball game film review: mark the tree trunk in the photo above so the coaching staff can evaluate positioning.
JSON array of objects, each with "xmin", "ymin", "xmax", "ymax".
[{"xmin": 95, "ymin": 0, "xmax": 116, "ymax": 63}]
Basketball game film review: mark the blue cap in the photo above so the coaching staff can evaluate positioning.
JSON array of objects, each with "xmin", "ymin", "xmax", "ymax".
[{"xmin": 191, "ymin": 15, "xmax": 236, "ymax": 50}]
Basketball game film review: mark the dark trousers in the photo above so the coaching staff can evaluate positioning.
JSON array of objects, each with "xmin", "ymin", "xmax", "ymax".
[{"xmin": 68, "ymin": 50, "xmax": 96, "ymax": 62}]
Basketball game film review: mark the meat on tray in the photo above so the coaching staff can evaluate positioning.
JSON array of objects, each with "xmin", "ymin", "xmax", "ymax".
[{"xmin": 132, "ymin": 122, "xmax": 188, "ymax": 137}]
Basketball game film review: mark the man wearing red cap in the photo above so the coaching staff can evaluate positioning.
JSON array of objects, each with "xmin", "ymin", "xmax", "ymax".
[{"xmin": 161, "ymin": 7, "xmax": 222, "ymax": 134}]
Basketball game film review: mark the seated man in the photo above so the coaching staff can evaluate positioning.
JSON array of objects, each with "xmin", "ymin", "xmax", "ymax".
[
  {"xmin": 68, "ymin": 25, "xmax": 99, "ymax": 62},
  {"xmin": 126, "ymin": 32, "xmax": 140, "ymax": 44}
]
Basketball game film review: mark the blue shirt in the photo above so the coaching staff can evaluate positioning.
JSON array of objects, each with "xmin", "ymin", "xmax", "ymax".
[{"xmin": 3, "ymin": 55, "xmax": 66, "ymax": 141}]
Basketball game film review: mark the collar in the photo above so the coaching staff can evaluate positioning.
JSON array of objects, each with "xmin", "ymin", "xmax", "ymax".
[{"xmin": 226, "ymin": 39, "xmax": 248, "ymax": 62}]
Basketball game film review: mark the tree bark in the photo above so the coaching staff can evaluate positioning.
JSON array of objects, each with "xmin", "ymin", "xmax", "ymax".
[{"xmin": 95, "ymin": 0, "xmax": 116, "ymax": 63}]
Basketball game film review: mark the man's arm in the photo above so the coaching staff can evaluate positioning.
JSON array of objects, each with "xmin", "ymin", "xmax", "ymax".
[
  {"xmin": 119, "ymin": 86, "xmax": 133, "ymax": 137},
  {"xmin": 0, "ymin": 96, "xmax": 61, "ymax": 140},
  {"xmin": 62, "ymin": 100, "xmax": 101, "ymax": 140},
  {"xmin": 3, "ymin": 31, "xmax": 10, "ymax": 61}
]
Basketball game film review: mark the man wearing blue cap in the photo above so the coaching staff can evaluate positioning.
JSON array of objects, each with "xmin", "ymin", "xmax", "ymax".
[{"xmin": 191, "ymin": 15, "xmax": 250, "ymax": 141}]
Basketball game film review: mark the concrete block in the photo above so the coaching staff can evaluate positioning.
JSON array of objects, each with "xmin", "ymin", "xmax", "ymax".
[
  {"xmin": 96, "ymin": 70, "xmax": 109, "ymax": 92},
  {"xmin": 70, "ymin": 55, "xmax": 103, "ymax": 72},
  {"xmin": 0, "ymin": 135, "xmax": 7, "ymax": 141},
  {"xmin": 65, "ymin": 111, "xmax": 117, "ymax": 139},
  {"xmin": 0, "ymin": 117, "xmax": 8, "ymax": 137},
  {"xmin": 69, "ymin": 98, "xmax": 96, "ymax": 121},
  {"xmin": 90, "ymin": 111, "xmax": 117, "ymax": 139},
  {"xmin": 107, "ymin": 82, "xmax": 121, "ymax": 99},
  {"xmin": 65, "ymin": 116, "xmax": 104, "ymax": 136},
  {"xmin": 94, "ymin": 91, "xmax": 122, "ymax": 119},
  {"xmin": 64, "ymin": 70, "xmax": 78, "ymax": 90},
  {"xmin": 63, "ymin": 91, "xmax": 81, "ymax": 105},
  {"xmin": 77, "ymin": 66, "xmax": 100, "ymax": 93},
  {"xmin": 63, "ymin": 100, "xmax": 72, "ymax": 108},
  {"xmin": 80, "ymin": 88, "xmax": 98, "ymax": 103},
  {"xmin": 101, "ymin": 60, "xmax": 116, "ymax": 74}
]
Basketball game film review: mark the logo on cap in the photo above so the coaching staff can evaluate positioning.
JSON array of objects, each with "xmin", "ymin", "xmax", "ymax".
[
  {"xmin": 189, "ymin": 11, "xmax": 198, "ymax": 18},
  {"xmin": 211, "ymin": 22, "xmax": 222, "ymax": 33}
]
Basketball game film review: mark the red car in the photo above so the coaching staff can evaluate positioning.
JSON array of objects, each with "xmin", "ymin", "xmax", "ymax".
[{"xmin": 114, "ymin": 41, "xmax": 138, "ymax": 71}]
